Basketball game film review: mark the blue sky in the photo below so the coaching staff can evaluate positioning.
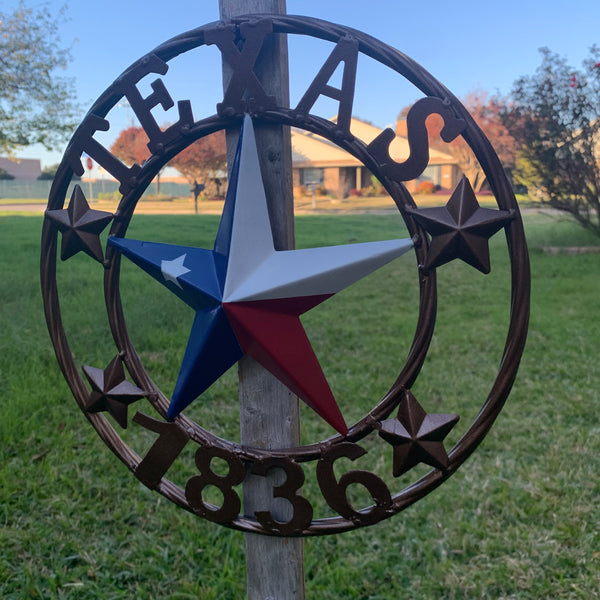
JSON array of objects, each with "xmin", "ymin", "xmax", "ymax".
[{"xmin": 9, "ymin": 0, "xmax": 600, "ymax": 166}]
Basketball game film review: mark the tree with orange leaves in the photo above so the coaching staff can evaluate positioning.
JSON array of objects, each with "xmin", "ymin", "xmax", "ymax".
[
  {"xmin": 110, "ymin": 126, "xmax": 169, "ymax": 193},
  {"xmin": 110, "ymin": 126, "xmax": 151, "ymax": 166},
  {"xmin": 169, "ymin": 131, "xmax": 227, "ymax": 197}
]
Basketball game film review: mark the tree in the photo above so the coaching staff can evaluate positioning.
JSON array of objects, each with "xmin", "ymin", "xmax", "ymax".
[
  {"xmin": 169, "ymin": 131, "xmax": 227, "ymax": 197},
  {"xmin": 401, "ymin": 90, "xmax": 518, "ymax": 192},
  {"xmin": 0, "ymin": 2, "xmax": 78, "ymax": 154},
  {"xmin": 110, "ymin": 126, "xmax": 163, "ymax": 193},
  {"xmin": 37, "ymin": 162, "xmax": 80, "ymax": 181},
  {"xmin": 109, "ymin": 127, "xmax": 151, "ymax": 166},
  {"xmin": 503, "ymin": 47, "xmax": 600, "ymax": 236}
]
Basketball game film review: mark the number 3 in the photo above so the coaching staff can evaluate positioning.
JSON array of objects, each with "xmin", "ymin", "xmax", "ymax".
[{"xmin": 251, "ymin": 458, "xmax": 313, "ymax": 535}]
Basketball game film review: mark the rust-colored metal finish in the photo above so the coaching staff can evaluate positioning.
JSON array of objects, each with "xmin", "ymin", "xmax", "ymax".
[
  {"xmin": 378, "ymin": 390, "xmax": 459, "ymax": 478},
  {"xmin": 406, "ymin": 176, "xmax": 515, "ymax": 274},
  {"xmin": 45, "ymin": 184, "xmax": 113, "ymax": 262},
  {"xmin": 40, "ymin": 15, "xmax": 530, "ymax": 536},
  {"xmin": 82, "ymin": 355, "xmax": 147, "ymax": 429}
]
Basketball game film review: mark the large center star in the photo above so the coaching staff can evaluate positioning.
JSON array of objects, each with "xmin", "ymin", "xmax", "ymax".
[{"xmin": 109, "ymin": 115, "xmax": 414, "ymax": 435}]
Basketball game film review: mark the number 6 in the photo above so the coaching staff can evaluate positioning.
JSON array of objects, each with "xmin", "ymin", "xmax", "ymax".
[{"xmin": 317, "ymin": 442, "xmax": 392, "ymax": 525}]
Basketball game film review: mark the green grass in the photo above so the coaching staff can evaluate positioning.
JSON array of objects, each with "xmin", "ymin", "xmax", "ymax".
[{"xmin": 1, "ymin": 211, "xmax": 599, "ymax": 599}]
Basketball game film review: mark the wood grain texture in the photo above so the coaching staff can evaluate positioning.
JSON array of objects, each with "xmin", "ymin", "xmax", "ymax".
[{"xmin": 218, "ymin": 1, "xmax": 304, "ymax": 598}]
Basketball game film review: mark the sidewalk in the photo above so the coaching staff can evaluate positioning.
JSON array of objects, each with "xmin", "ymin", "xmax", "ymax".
[{"xmin": 0, "ymin": 193, "xmax": 465, "ymax": 216}]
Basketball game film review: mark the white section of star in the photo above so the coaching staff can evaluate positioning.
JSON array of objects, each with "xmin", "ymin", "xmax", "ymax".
[
  {"xmin": 161, "ymin": 254, "xmax": 191, "ymax": 288},
  {"xmin": 222, "ymin": 115, "xmax": 414, "ymax": 304}
]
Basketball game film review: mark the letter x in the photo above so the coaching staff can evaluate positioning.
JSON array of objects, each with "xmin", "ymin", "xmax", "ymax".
[{"xmin": 206, "ymin": 20, "xmax": 277, "ymax": 114}]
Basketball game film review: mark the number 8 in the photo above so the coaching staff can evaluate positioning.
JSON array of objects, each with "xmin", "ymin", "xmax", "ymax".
[{"xmin": 185, "ymin": 446, "xmax": 245, "ymax": 524}]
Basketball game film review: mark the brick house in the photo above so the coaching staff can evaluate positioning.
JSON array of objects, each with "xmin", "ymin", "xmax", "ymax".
[{"xmin": 291, "ymin": 117, "xmax": 461, "ymax": 199}]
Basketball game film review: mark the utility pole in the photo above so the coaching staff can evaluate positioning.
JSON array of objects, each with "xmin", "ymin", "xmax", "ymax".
[{"xmin": 218, "ymin": 1, "xmax": 304, "ymax": 599}]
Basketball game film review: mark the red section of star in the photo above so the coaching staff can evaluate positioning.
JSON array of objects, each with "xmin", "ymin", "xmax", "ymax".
[{"xmin": 223, "ymin": 295, "xmax": 348, "ymax": 435}]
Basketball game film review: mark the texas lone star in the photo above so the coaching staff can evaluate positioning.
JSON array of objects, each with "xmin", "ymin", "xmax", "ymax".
[{"xmin": 109, "ymin": 115, "xmax": 414, "ymax": 434}]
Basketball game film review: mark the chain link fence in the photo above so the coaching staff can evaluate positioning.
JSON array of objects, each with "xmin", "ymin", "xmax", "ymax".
[{"xmin": 0, "ymin": 179, "xmax": 192, "ymax": 200}]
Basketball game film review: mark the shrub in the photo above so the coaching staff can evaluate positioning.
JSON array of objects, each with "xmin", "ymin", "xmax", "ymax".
[
  {"xmin": 143, "ymin": 193, "xmax": 174, "ymax": 202},
  {"xmin": 416, "ymin": 181, "xmax": 436, "ymax": 194},
  {"xmin": 97, "ymin": 191, "xmax": 120, "ymax": 201},
  {"xmin": 348, "ymin": 188, "xmax": 363, "ymax": 197},
  {"xmin": 363, "ymin": 186, "xmax": 375, "ymax": 197},
  {"xmin": 370, "ymin": 175, "xmax": 384, "ymax": 195}
]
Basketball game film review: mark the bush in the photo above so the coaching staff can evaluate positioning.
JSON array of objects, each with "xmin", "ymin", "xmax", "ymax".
[
  {"xmin": 143, "ymin": 193, "xmax": 174, "ymax": 202},
  {"xmin": 364, "ymin": 184, "xmax": 387, "ymax": 197},
  {"xmin": 97, "ymin": 191, "xmax": 120, "ymax": 201},
  {"xmin": 416, "ymin": 181, "xmax": 436, "ymax": 194},
  {"xmin": 296, "ymin": 184, "xmax": 326, "ymax": 196},
  {"xmin": 348, "ymin": 188, "xmax": 363, "ymax": 197},
  {"xmin": 37, "ymin": 163, "xmax": 60, "ymax": 180},
  {"xmin": 369, "ymin": 175, "xmax": 384, "ymax": 196}
]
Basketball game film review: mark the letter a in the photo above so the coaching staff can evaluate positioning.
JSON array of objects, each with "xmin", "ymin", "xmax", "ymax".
[{"xmin": 294, "ymin": 37, "xmax": 359, "ymax": 132}]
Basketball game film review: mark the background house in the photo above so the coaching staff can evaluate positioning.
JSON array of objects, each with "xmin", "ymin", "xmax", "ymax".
[
  {"xmin": 0, "ymin": 157, "xmax": 41, "ymax": 180},
  {"xmin": 291, "ymin": 117, "xmax": 461, "ymax": 198}
]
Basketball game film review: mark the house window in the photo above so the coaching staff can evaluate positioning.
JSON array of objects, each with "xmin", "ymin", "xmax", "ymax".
[
  {"xmin": 300, "ymin": 168, "xmax": 324, "ymax": 185},
  {"xmin": 420, "ymin": 165, "xmax": 441, "ymax": 185}
]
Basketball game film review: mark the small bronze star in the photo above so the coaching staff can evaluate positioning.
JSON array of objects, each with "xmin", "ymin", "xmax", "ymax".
[
  {"xmin": 46, "ymin": 185, "xmax": 113, "ymax": 262},
  {"xmin": 82, "ymin": 356, "xmax": 146, "ymax": 428},
  {"xmin": 378, "ymin": 390, "xmax": 459, "ymax": 477},
  {"xmin": 406, "ymin": 176, "xmax": 514, "ymax": 273}
]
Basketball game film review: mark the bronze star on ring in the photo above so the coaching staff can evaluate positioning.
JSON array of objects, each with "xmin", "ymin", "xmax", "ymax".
[
  {"xmin": 378, "ymin": 390, "xmax": 459, "ymax": 477},
  {"xmin": 82, "ymin": 356, "xmax": 146, "ymax": 428},
  {"xmin": 406, "ymin": 176, "xmax": 514, "ymax": 274},
  {"xmin": 46, "ymin": 185, "xmax": 113, "ymax": 262}
]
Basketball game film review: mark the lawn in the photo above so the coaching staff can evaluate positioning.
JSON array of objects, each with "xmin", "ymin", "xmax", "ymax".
[{"xmin": 1, "ymin": 210, "xmax": 599, "ymax": 599}]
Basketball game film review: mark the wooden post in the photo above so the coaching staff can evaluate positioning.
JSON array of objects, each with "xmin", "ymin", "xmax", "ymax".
[{"xmin": 218, "ymin": 1, "xmax": 304, "ymax": 599}]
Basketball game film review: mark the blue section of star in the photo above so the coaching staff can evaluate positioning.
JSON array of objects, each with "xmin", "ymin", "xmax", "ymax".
[
  {"xmin": 110, "ymin": 239, "xmax": 224, "ymax": 311},
  {"xmin": 108, "ymin": 125, "xmax": 249, "ymax": 419},
  {"xmin": 170, "ymin": 307, "xmax": 242, "ymax": 418}
]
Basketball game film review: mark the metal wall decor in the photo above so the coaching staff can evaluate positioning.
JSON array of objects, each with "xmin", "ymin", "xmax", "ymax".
[{"xmin": 41, "ymin": 15, "xmax": 530, "ymax": 536}]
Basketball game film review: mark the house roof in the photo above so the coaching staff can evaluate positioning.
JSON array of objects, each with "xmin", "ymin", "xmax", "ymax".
[
  {"xmin": 0, "ymin": 157, "xmax": 42, "ymax": 180},
  {"xmin": 291, "ymin": 117, "xmax": 456, "ymax": 168}
]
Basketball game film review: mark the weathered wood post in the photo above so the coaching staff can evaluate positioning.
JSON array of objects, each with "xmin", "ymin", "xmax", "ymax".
[{"xmin": 218, "ymin": 1, "xmax": 304, "ymax": 598}]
